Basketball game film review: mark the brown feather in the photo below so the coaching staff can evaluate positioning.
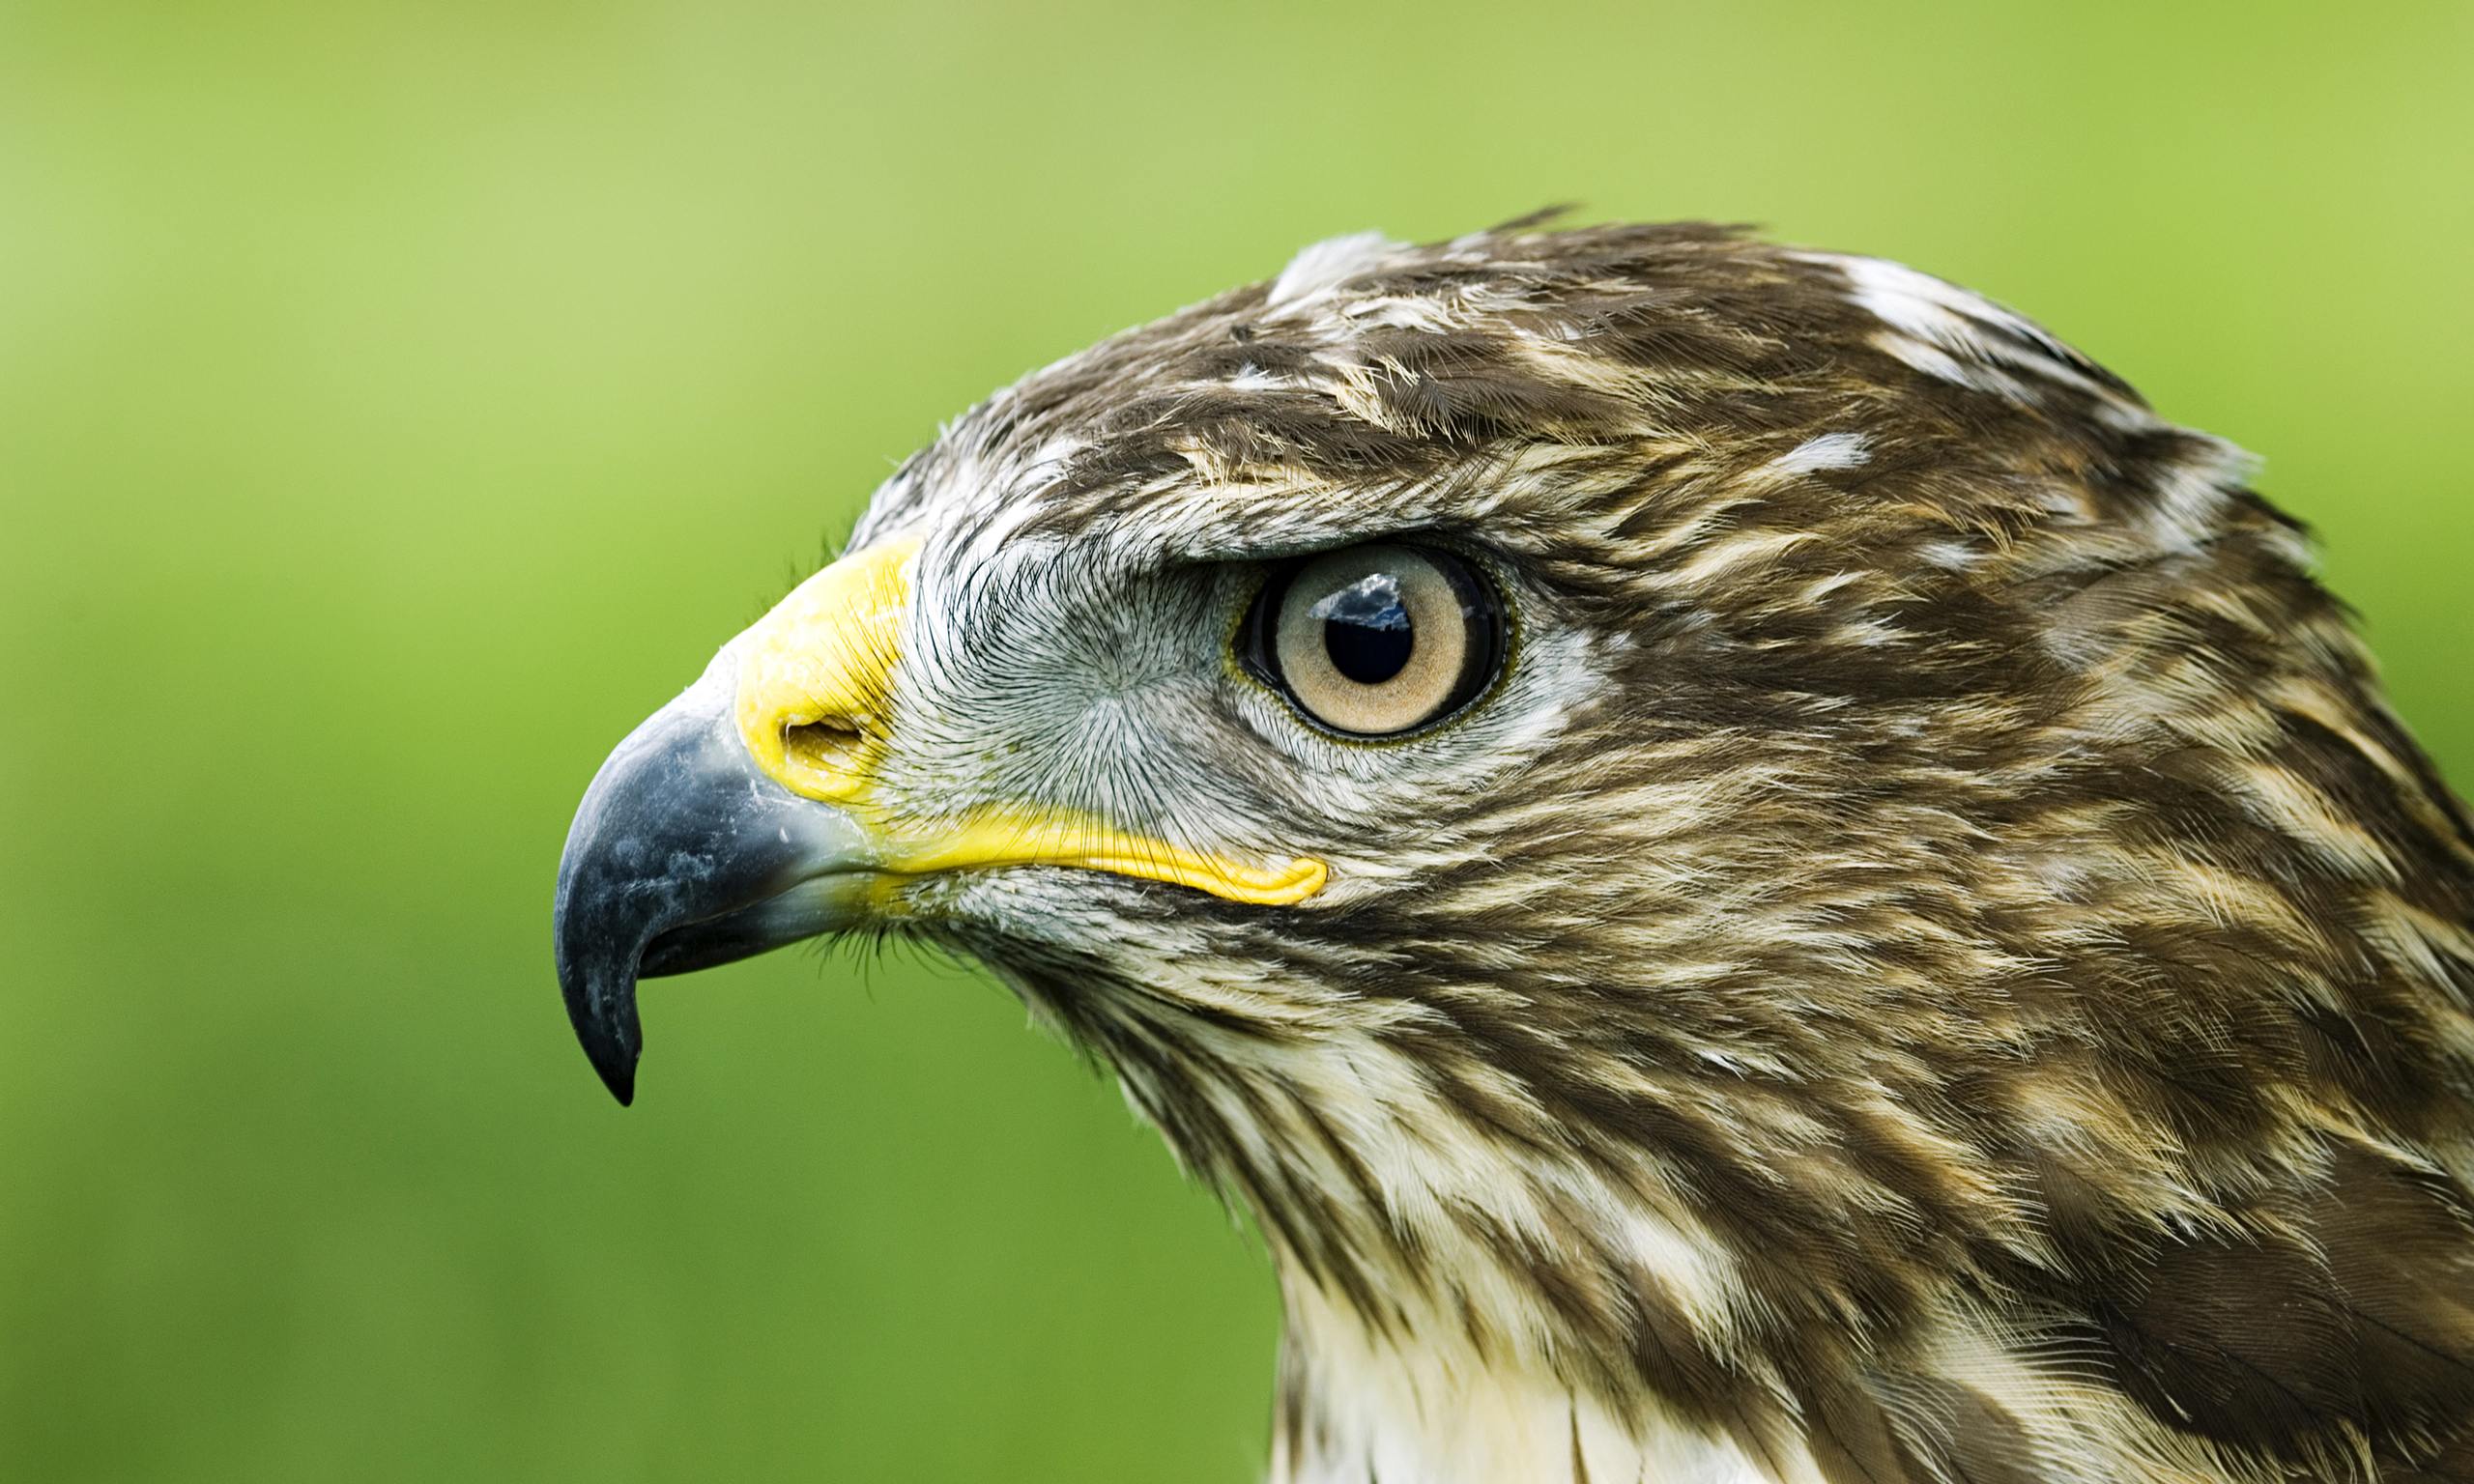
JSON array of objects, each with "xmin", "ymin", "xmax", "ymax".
[{"xmin": 821, "ymin": 220, "xmax": 2474, "ymax": 1480}]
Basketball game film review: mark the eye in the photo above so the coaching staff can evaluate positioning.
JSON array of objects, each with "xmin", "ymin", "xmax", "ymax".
[{"xmin": 1242, "ymin": 543, "xmax": 1506, "ymax": 737}]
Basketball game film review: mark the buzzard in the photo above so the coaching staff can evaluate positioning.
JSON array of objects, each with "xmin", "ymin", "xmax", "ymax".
[{"xmin": 554, "ymin": 221, "xmax": 2474, "ymax": 1482}]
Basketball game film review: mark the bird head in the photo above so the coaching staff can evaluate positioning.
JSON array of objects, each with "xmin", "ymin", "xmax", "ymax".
[{"xmin": 554, "ymin": 221, "xmax": 2474, "ymax": 1477}]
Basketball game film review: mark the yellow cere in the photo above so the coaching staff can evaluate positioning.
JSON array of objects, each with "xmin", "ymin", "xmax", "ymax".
[
  {"xmin": 734, "ymin": 536, "xmax": 919, "ymax": 801},
  {"xmin": 732, "ymin": 538, "xmax": 1328, "ymax": 908}
]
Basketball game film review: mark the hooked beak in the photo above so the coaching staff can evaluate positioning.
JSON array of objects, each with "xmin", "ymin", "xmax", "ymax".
[
  {"xmin": 553, "ymin": 537, "xmax": 1326, "ymax": 1106},
  {"xmin": 552, "ymin": 536, "xmax": 920, "ymax": 1107},
  {"xmin": 551, "ymin": 652, "xmax": 877, "ymax": 1105}
]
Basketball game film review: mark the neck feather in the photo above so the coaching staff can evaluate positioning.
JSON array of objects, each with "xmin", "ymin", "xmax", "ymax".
[{"xmin": 1269, "ymin": 1281, "xmax": 1806, "ymax": 1484}]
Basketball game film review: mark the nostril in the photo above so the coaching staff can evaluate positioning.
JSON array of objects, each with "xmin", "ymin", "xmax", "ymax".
[{"xmin": 782, "ymin": 718, "xmax": 868, "ymax": 778}]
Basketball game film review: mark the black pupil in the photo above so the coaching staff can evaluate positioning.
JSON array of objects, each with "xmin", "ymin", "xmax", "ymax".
[{"xmin": 1317, "ymin": 573, "xmax": 1414, "ymax": 685}]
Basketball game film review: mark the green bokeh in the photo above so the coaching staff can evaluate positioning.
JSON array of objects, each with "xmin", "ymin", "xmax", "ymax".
[{"xmin": 4, "ymin": 2, "xmax": 2468, "ymax": 1478}]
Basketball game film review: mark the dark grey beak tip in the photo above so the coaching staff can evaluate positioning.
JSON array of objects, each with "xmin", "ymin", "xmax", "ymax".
[
  {"xmin": 588, "ymin": 1034, "xmax": 639, "ymax": 1108},
  {"xmin": 555, "ymin": 903, "xmax": 647, "ymax": 1106},
  {"xmin": 564, "ymin": 974, "xmax": 641, "ymax": 1107}
]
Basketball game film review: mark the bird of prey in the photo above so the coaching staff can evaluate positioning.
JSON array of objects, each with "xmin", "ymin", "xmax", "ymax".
[{"xmin": 554, "ymin": 220, "xmax": 2474, "ymax": 1483}]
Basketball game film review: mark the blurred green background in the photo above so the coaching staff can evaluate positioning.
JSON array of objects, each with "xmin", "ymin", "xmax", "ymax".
[{"xmin": 3, "ymin": 1, "xmax": 2468, "ymax": 1479}]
